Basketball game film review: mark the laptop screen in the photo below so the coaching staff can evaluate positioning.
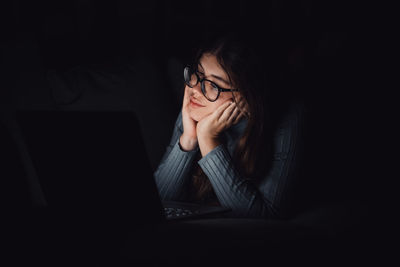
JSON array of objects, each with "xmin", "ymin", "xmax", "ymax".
[{"xmin": 16, "ymin": 110, "xmax": 165, "ymax": 225}]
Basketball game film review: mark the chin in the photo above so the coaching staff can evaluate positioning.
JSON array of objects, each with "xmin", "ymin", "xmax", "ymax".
[{"xmin": 189, "ymin": 110, "xmax": 205, "ymax": 122}]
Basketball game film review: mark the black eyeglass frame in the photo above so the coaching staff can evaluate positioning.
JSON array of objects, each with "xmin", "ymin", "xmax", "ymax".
[{"xmin": 184, "ymin": 66, "xmax": 239, "ymax": 102}]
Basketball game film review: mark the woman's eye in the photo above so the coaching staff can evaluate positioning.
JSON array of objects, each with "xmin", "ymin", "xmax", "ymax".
[
  {"xmin": 196, "ymin": 71, "xmax": 204, "ymax": 78},
  {"xmin": 211, "ymin": 83, "xmax": 219, "ymax": 91}
]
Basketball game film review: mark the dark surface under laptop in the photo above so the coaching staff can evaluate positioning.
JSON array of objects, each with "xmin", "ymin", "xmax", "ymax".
[{"xmin": 15, "ymin": 110, "xmax": 230, "ymax": 224}]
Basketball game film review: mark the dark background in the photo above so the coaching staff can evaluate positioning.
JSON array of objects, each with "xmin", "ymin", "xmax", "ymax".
[
  {"xmin": 1, "ymin": 0, "xmax": 388, "ymax": 264},
  {"xmin": 1, "ymin": 0, "xmax": 378, "ymax": 202}
]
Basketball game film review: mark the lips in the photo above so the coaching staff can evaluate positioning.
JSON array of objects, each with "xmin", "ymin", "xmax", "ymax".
[{"xmin": 190, "ymin": 97, "xmax": 205, "ymax": 107}]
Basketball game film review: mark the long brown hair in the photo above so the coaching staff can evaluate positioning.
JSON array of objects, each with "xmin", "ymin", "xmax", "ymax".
[{"xmin": 188, "ymin": 31, "xmax": 276, "ymax": 205}]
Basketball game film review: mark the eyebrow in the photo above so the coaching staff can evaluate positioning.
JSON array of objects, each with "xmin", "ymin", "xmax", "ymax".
[{"xmin": 198, "ymin": 62, "xmax": 231, "ymax": 86}]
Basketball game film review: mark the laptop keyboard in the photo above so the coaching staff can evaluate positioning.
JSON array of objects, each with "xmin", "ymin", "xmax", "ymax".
[{"xmin": 164, "ymin": 207, "xmax": 196, "ymax": 219}]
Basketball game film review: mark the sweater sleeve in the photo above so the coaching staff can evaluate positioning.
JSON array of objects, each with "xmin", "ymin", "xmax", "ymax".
[
  {"xmin": 198, "ymin": 103, "xmax": 304, "ymax": 219},
  {"xmin": 154, "ymin": 112, "xmax": 199, "ymax": 201}
]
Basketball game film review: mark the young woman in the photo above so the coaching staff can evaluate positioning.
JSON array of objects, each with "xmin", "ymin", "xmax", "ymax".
[{"xmin": 154, "ymin": 32, "xmax": 302, "ymax": 218}]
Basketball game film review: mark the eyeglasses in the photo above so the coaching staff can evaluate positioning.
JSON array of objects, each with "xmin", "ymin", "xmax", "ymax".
[{"xmin": 184, "ymin": 65, "xmax": 239, "ymax": 102}]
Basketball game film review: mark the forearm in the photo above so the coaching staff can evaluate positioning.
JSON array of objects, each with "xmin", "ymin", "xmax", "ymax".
[
  {"xmin": 154, "ymin": 138, "xmax": 198, "ymax": 201},
  {"xmin": 198, "ymin": 144, "xmax": 277, "ymax": 218}
]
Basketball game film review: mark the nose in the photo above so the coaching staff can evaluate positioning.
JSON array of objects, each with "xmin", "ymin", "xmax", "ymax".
[{"xmin": 191, "ymin": 82, "xmax": 203, "ymax": 97}]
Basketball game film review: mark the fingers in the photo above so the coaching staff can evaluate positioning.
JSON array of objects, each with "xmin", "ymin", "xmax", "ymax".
[
  {"xmin": 233, "ymin": 108, "xmax": 245, "ymax": 124},
  {"xmin": 182, "ymin": 86, "xmax": 194, "ymax": 113},
  {"xmin": 217, "ymin": 98, "xmax": 247, "ymax": 123},
  {"xmin": 218, "ymin": 101, "xmax": 236, "ymax": 122},
  {"xmin": 225, "ymin": 97, "xmax": 249, "ymax": 125},
  {"xmin": 212, "ymin": 101, "xmax": 233, "ymax": 120},
  {"xmin": 219, "ymin": 101, "xmax": 244, "ymax": 126},
  {"xmin": 229, "ymin": 99, "xmax": 248, "ymax": 124},
  {"xmin": 228, "ymin": 105, "xmax": 241, "ymax": 123},
  {"xmin": 182, "ymin": 86, "xmax": 191, "ymax": 106},
  {"xmin": 236, "ymin": 97, "xmax": 250, "ymax": 117}
]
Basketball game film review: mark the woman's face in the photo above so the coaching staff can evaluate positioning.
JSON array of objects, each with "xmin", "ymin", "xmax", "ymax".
[{"xmin": 187, "ymin": 53, "xmax": 241, "ymax": 122}]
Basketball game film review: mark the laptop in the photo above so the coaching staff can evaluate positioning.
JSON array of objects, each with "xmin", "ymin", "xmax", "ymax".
[{"xmin": 15, "ymin": 110, "xmax": 230, "ymax": 226}]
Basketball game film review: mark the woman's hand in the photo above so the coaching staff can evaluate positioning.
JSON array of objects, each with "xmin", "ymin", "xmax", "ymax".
[
  {"xmin": 179, "ymin": 85, "xmax": 198, "ymax": 151},
  {"xmin": 196, "ymin": 99, "xmax": 247, "ymax": 156},
  {"xmin": 234, "ymin": 94, "xmax": 251, "ymax": 118}
]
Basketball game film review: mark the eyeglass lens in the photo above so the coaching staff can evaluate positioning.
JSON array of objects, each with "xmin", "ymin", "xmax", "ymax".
[{"xmin": 184, "ymin": 67, "xmax": 219, "ymax": 101}]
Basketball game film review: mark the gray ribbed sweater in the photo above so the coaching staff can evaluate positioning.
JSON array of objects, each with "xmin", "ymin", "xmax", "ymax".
[{"xmin": 154, "ymin": 109, "xmax": 301, "ymax": 218}]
